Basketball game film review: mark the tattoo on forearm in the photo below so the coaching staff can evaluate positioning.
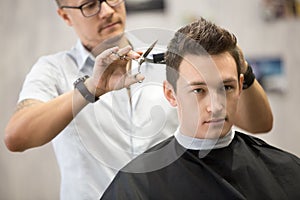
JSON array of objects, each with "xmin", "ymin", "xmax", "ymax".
[{"xmin": 15, "ymin": 99, "xmax": 40, "ymax": 113}]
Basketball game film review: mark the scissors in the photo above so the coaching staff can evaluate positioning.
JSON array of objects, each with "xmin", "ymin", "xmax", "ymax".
[{"xmin": 136, "ymin": 40, "xmax": 158, "ymax": 73}]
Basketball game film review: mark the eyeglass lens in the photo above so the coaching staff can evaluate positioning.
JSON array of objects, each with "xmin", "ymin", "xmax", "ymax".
[{"xmin": 82, "ymin": 0, "xmax": 123, "ymax": 17}]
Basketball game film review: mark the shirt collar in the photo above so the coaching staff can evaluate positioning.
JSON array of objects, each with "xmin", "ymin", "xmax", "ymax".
[
  {"xmin": 72, "ymin": 40, "xmax": 95, "ymax": 71},
  {"xmin": 174, "ymin": 128, "xmax": 235, "ymax": 150}
]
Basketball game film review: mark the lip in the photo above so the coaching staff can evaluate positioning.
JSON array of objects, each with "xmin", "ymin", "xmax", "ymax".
[
  {"xmin": 204, "ymin": 118, "xmax": 226, "ymax": 125},
  {"xmin": 101, "ymin": 21, "xmax": 120, "ymax": 31}
]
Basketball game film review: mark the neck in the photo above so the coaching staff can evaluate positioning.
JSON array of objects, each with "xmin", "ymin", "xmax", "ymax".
[
  {"xmin": 175, "ymin": 128, "xmax": 234, "ymax": 150},
  {"xmin": 91, "ymin": 33, "xmax": 130, "ymax": 57}
]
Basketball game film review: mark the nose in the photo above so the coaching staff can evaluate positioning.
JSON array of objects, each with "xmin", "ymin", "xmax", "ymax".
[
  {"xmin": 206, "ymin": 91, "xmax": 225, "ymax": 114},
  {"xmin": 99, "ymin": 2, "xmax": 115, "ymax": 18}
]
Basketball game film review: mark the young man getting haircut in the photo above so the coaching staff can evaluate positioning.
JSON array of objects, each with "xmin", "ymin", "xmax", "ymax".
[{"xmin": 101, "ymin": 18, "xmax": 300, "ymax": 200}]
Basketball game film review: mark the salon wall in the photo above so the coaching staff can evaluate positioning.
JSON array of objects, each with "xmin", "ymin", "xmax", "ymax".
[{"xmin": 1, "ymin": 0, "xmax": 299, "ymax": 199}]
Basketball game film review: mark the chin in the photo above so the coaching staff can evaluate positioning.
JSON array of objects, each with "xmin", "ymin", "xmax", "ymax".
[
  {"xmin": 197, "ymin": 126, "xmax": 230, "ymax": 139},
  {"xmin": 103, "ymin": 25, "xmax": 124, "ymax": 36}
]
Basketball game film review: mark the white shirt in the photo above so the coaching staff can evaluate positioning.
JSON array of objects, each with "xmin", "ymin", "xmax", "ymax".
[{"xmin": 19, "ymin": 39, "xmax": 178, "ymax": 199}]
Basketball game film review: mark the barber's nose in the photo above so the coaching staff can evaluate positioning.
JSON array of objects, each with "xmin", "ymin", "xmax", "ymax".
[{"xmin": 99, "ymin": 2, "xmax": 115, "ymax": 18}]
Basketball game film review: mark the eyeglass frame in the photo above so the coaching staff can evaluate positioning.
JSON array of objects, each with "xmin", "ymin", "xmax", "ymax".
[{"xmin": 59, "ymin": 0, "xmax": 124, "ymax": 18}]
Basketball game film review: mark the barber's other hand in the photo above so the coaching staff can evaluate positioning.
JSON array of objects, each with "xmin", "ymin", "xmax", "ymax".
[{"xmin": 86, "ymin": 45, "xmax": 145, "ymax": 97}]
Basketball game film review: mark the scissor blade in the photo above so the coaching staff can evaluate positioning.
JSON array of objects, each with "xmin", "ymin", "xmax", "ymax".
[
  {"xmin": 142, "ymin": 40, "xmax": 158, "ymax": 59},
  {"xmin": 137, "ymin": 40, "xmax": 158, "ymax": 72}
]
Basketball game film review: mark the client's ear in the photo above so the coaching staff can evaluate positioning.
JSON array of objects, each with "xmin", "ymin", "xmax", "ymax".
[{"xmin": 163, "ymin": 81, "xmax": 177, "ymax": 107}]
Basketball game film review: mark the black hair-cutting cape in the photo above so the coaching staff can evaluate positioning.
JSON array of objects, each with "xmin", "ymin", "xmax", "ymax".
[{"xmin": 101, "ymin": 132, "xmax": 300, "ymax": 200}]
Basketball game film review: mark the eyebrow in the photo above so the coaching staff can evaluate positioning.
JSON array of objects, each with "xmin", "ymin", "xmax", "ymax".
[
  {"xmin": 78, "ymin": 0, "xmax": 91, "ymax": 5},
  {"xmin": 223, "ymin": 78, "xmax": 237, "ymax": 84},
  {"xmin": 186, "ymin": 78, "xmax": 237, "ymax": 88}
]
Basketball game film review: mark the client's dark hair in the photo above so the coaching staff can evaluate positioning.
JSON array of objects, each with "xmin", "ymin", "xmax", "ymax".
[{"xmin": 165, "ymin": 17, "xmax": 242, "ymax": 91}]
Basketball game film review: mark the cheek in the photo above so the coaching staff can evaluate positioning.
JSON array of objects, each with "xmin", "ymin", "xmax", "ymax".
[
  {"xmin": 120, "ymin": 7, "xmax": 127, "ymax": 19},
  {"xmin": 74, "ymin": 20, "xmax": 97, "ymax": 38},
  {"xmin": 177, "ymin": 95, "xmax": 201, "ymax": 122},
  {"xmin": 177, "ymin": 93, "xmax": 199, "ymax": 112},
  {"xmin": 114, "ymin": 5, "xmax": 127, "ymax": 22},
  {"xmin": 226, "ymin": 95, "xmax": 240, "ymax": 115}
]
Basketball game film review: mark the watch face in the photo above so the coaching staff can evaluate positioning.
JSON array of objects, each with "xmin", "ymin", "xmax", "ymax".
[{"xmin": 74, "ymin": 75, "xmax": 89, "ymax": 87}]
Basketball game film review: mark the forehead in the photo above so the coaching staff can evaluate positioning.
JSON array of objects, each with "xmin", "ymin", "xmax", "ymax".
[
  {"xmin": 62, "ymin": 0, "xmax": 87, "ymax": 5},
  {"xmin": 178, "ymin": 52, "xmax": 238, "ymax": 85}
]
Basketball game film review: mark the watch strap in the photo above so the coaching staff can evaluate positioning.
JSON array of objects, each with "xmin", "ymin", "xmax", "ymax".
[
  {"xmin": 74, "ymin": 75, "xmax": 99, "ymax": 103},
  {"xmin": 243, "ymin": 64, "xmax": 255, "ymax": 90}
]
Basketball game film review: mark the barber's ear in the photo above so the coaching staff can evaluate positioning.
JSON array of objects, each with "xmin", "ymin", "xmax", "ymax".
[
  {"xmin": 163, "ymin": 81, "xmax": 177, "ymax": 107},
  {"xmin": 57, "ymin": 8, "xmax": 73, "ymax": 26}
]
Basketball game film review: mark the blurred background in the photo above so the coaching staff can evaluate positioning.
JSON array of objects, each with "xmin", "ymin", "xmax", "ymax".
[{"xmin": 1, "ymin": 0, "xmax": 299, "ymax": 199}]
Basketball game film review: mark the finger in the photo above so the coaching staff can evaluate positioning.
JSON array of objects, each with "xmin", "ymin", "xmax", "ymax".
[
  {"xmin": 113, "ymin": 46, "xmax": 132, "ymax": 60},
  {"xmin": 123, "ymin": 73, "xmax": 145, "ymax": 87},
  {"xmin": 136, "ymin": 51, "xmax": 143, "ymax": 56},
  {"xmin": 100, "ymin": 46, "xmax": 119, "ymax": 58},
  {"xmin": 126, "ymin": 50, "xmax": 141, "ymax": 60},
  {"xmin": 118, "ymin": 45, "xmax": 132, "ymax": 55},
  {"xmin": 96, "ymin": 46, "xmax": 120, "ymax": 64},
  {"xmin": 117, "ymin": 46, "xmax": 141, "ymax": 60}
]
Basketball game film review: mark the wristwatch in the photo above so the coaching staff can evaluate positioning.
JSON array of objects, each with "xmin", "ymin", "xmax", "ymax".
[{"xmin": 73, "ymin": 75, "xmax": 99, "ymax": 103}]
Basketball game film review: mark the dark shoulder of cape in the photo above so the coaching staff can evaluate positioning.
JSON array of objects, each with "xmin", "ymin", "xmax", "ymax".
[{"xmin": 101, "ymin": 132, "xmax": 300, "ymax": 200}]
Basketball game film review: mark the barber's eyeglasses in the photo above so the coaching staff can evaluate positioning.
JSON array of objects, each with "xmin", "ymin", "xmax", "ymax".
[{"xmin": 60, "ymin": 0, "xmax": 124, "ymax": 18}]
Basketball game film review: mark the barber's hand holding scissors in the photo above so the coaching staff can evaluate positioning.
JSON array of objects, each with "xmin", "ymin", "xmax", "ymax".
[{"xmin": 85, "ymin": 45, "xmax": 145, "ymax": 98}]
